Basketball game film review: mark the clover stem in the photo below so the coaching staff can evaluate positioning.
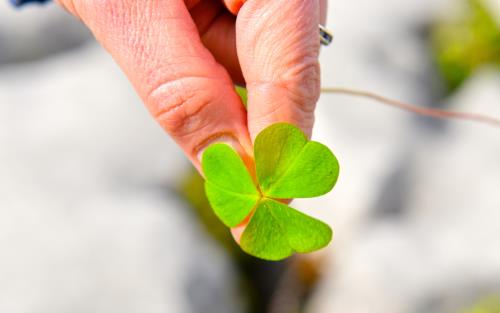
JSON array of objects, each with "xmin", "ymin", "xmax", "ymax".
[{"xmin": 321, "ymin": 86, "xmax": 500, "ymax": 129}]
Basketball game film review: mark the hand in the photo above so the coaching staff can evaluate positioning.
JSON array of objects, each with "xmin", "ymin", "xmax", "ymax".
[{"xmin": 56, "ymin": 0, "xmax": 325, "ymax": 240}]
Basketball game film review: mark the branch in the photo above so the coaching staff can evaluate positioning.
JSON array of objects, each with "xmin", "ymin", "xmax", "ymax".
[{"xmin": 321, "ymin": 87, "xmax": 500, "ymax": 129}]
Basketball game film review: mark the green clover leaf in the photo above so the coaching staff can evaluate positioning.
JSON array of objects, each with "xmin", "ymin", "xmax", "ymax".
[
  {"xmin": 201, "ymin": 123, "xmax": 340, "ymax": 261},
  {"xmin": 203, "ymin": 143, "xmax": 260, "ymax": 227}
]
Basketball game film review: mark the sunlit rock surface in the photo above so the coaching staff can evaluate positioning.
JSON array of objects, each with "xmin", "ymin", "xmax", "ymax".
[
  {"xmin": 310, "ymin": 69, "xmax": 500, "ymax": 313},
  {"xmin": 0, "ymin": 19, "xmax": 245, "ymax": 313},
  {"xmin": 1, "ymin": 0, "xmax": 500, "ymax": 312},
  {"xmin": 305, "ymin": 0, "xmax": 500, "ymax": 312},
  {"xmin": 0, "ymin": 1, "xmax": 90, "ymax": 64}
]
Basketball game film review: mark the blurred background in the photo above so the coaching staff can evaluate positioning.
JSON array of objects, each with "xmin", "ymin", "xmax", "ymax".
[{"xmin": 1, "ymin": 0, "xmax": 499, "ymax": 312}]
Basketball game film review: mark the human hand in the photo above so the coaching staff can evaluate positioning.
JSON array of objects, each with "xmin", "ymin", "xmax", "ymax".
[{"xmin": 56, "ymin": 0, "xmax": 325, "ymax": 240}]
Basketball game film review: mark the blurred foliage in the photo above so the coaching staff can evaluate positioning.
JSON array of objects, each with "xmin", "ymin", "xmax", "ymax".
[
  {"xmin": 431, "ymin": 0, "xmax": 500, "ymax": 91},
  {"xmin": 179, "ymin": 169, "xmax": 327, "ymax": 313},
  {"xmin": 463, "ymin": 295, "xmax": 500, "ymax": 313},
  {"xmin": 179, "ymin": 170, "xmax": 243, "ymax": 256},
  {"xmin": 179, "ymin": 170, "xmax": 288, "ymax": 313}
]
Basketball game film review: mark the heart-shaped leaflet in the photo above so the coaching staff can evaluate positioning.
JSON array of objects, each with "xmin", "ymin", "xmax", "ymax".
[{"xmin": 202, "ymin": 123, "xmax": 340, "ymax": 260}]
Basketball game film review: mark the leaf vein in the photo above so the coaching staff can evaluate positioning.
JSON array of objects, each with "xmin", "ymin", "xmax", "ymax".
[
  {"xmin": 206, "ymin": 181, "xmax": 260, "ymax": 198},
  {"xmin": 264, "ymin": 144, "xmax": 308, "ymax": 196}
]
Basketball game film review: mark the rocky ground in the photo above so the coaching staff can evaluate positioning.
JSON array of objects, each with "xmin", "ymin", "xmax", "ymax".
[{"xmin": 0, "ymin": 1, "xmax": 499, "ymax": 312}]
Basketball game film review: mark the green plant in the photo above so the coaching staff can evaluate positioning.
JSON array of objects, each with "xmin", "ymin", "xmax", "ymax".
[
  {"xmin": 201, "ymin": 123, "xmax": 339, "ymax": 261},
  {"xmin": 432, "ymin": 0, "xmax": 500, "ymax": 91},
  {"xmin": 463, "ymin": 295, "xmax": 500, "ymax": 313}
]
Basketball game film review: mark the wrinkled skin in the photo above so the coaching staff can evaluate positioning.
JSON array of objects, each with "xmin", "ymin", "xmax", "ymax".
[{"xmin": 56, "ymin": 0, "xmax": 326, "ymax": 242}]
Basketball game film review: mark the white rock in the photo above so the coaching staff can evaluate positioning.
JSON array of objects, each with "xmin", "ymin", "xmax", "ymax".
[
  {"xmin": 0, "ymin": 2, "xmax": 90, "ymax": 64},
  {"xmin": 308, "ymin": 69, "xmax": 500, "ymax": 313},
  {"xmin": 0, "ymin": 43, "xmax": 244, "ymax": 313},
  {"xmin": 307, "ymin": 0, "xmax": 500, "ymax": 311}
]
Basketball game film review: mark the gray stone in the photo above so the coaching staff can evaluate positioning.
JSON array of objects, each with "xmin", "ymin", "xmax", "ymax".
[
  {"xmin": 0, "ymin": 43, "xmax": 245, "ymax": 313},
  {"xmin": 0, "ymin": 1, "xmax": 91, "ymax": 64},
  {"xmin": 306, "ymin": 0, "xmax": 500, "ymax": 311},
  {"xmin": 308, "ymin": 69, "xmax": 500, "ymax": 313}
]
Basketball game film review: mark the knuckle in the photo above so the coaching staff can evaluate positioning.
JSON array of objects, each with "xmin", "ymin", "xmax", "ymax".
[
  {"xmin": 251, "ymin": 57, "xmax": 321, "ymax": 116},
  {"xmin": 250, "ymin": 50, "xmax": 321, "ymax": 115},
  {"xmin": 280, "ymin": 57, "xmax": 321, "ymax": 111},
  {"xmin": 146, "ymin": 77, "xmax": 215, "ymax": 138}
]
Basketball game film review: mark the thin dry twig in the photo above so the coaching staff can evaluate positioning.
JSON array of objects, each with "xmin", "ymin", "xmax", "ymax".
[{"xmin": 321, "ymin": 87, "xmax": 500, "ymax": 129}]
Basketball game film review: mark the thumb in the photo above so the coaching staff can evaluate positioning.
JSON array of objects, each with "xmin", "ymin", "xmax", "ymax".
[
  {"xmin": 227, "ymin": 0, "xmax": 321, "ymax": 243},
  {"xmin": 236, "ymin": 0, "xmax": 321, "ymax": 140}
]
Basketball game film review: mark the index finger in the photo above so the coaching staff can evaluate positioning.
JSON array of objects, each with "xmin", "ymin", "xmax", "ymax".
[{"xmin": 56, "ymin": 0, "xmax": 253, "ymax": 171}]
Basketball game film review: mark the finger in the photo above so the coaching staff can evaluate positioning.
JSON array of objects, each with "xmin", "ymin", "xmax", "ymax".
[
  {"xmin": 201, "ymin": 13, "xmax": 244, "ymax": 84},
  {"xmin": 230, "ymin": 214, "xmax": 251, "ymax": 244},
  {"xmin": 236, "ymin": 0, "xmax": 321, "ymax": 140},
  {"xmin": 189, "ymin": 0, "xmax": 244, "ymax": 84},
  {"xmin": 224, "ymin": 0, "xmax": 326, "ymax": 22},
  {"xmin": 320, "ymin": 0, "xmax": 328, "ymax": 24},
  {"xmin": 227, "ymin": 0, "xmax": 321, "ymax": 238},
  {"xmin": 222, "ymin": 0, "xmax": 245, "ymax": 15},
  {"xmin": 56, "ymin": 0, "xmax": 252, "ymax": 171}
]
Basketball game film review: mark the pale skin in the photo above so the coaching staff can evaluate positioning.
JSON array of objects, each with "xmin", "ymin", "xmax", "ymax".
[{"xmin": 56, "ymin": 0, "xmax": 327, "ymax": 242}]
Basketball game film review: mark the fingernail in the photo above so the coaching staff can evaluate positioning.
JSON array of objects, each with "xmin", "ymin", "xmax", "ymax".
[{"xmin": 196, "ymin": 134, "xmax": 246, "ymax": 164}]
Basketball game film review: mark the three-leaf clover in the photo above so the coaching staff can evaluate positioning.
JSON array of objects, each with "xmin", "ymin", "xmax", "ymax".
[{"xmin": 201, "ymin": 123, "xmax": 340, "ymax": 261}]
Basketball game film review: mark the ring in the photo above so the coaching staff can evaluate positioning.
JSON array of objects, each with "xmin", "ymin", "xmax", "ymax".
[{"xmin": 319, "ymin": 24, "xmax": 333, "ymax": 46}]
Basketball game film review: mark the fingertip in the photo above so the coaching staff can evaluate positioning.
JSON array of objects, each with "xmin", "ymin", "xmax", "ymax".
[
  {"xmin": 246, "ymin": 82, "xmax": 317, "ymax": 141},
  {"xmin": 222, "ymin": 0, "xmax": 245, "ymax": 15},
  {"xmin": 195, "ymin": 131, "xmax": 253, "ymax": 172},
  {"xmin": 230, "ymin": 212, "xmax": 252, "ymax": 244},
  {"xmin": 230, "ymin": 224, "xmax": 244, "ymax": 244}
]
